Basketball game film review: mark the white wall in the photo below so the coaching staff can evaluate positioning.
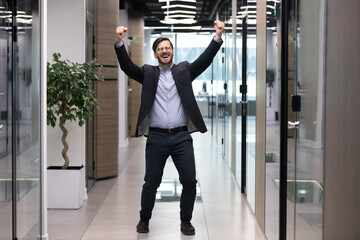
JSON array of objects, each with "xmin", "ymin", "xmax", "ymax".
[{"xmin": 47, "ymin": 0, "xmax": 86, "ymax": 167}]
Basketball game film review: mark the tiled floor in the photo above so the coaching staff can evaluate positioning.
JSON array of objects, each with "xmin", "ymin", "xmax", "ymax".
[{"xmin": 48, "ymin": 132, "xmax": 266, "ymax": 240}]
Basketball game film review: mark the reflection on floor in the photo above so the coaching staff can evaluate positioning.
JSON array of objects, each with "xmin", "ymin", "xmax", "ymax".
[
  {"xmin": 155, "ymin": 177, "xmax": 202, "ymax": 203},
  {"xmin": 0, "ymin": 144, "xmax": 41, "ymax": 240},
  {"xmin": 48, "ymin": 132, "xmax": 266, "ymax": 240},
  {"xmin": 265, "ymin": 120, "xmax": 323, "ymax": 240}
]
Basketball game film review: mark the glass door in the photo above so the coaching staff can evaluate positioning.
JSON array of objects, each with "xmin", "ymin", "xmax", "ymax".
[
  {"xmin": 0, "ymin": 1, "xmax": 9, "ymax": 159},
  {"xmin": 0, "ymin": 0, "xmax": 41, "ymax": 239},
  {"xmin": 239, "ymin": 0, "xmax": 257, "ymax": 211},
  {"xmin": 245, "ymin": 13, "xmax": 257, "ymax": 211},
  {"xmin": 265, "ymin": 0, "xmax": 281, "ymax": 239},
  {"xmin": 266, "ymin": 0, "xmax": 325, "ymax": 239},
  {"xmin": 223, "ymin": 31, "xmax": 231, "ymax": 165},
  {"xmin": 289, "ymin": 0, "xmax": 325, "ymax": 239},
  {"xmin": 15, "ymin": 1, "xmax": 41, "ymax": 238},
  {"xmin": 0, "ymin": 1, "xmax": 13, "ymax": 238}
]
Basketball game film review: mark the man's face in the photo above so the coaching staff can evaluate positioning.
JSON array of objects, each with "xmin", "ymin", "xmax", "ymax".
[{"xmin": 154, "ymin": 40, "xmax": 174, "ymax": 66}]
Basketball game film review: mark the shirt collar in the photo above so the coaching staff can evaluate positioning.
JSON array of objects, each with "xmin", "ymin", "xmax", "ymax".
[{"xmin": 159, "ymin": 64, "xmax": 174, "ymax": 72}]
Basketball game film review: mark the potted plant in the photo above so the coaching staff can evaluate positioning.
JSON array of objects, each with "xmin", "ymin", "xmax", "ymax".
[
  {"xmin": 47, "ymin": 53, "xmax": 103, "ymax": 209},
  {"xmin": 266, "ymin": 67, "xmax": 276, "ymax": 107}
]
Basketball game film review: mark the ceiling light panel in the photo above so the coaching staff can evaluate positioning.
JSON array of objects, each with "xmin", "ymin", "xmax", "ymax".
[
  {"xmin": 165, "ymin": 14, "xmax": 195, "ymax": 19},
  {"xmin": 164, "ymin": 10, "xmax": 196, "ymax": 15},
  {"xmin": 160, "ymin": 19, "xmax": 197, "ymax": 24},
  {"xmin": 159, "ymin": 0, "xmax": 197, "ymax": 25},
  {"xmin": 161, "ymin": 4, "xmax": 196, "ymax": 9},
  {"xmin": 158, "ymin": 0, "xmax": 196, "ymax": 3}
]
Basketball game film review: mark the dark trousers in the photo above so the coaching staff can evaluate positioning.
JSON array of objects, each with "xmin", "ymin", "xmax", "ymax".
[{"xmin": 140, "ymin": 131, "xmax": 197, "ymax": 222}]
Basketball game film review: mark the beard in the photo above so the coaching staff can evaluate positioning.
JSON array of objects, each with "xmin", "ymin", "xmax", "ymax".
[{"xmin": 156, "ymin": 53, "xmax": 173, "ymax": 66}]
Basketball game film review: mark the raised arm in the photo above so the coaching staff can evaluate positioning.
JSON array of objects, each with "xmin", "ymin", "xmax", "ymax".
[
  {"xmin": 114, "ymin": 26, "xmax": 144, "ymax": 83},
  {"xmin": 189, "ymin": 20, "xmax": 224, "ymax": 80}
]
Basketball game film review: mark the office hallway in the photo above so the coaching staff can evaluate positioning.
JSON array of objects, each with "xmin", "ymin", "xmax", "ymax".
[{"xmin": 48, "ymin": 132, "xmax": 266, "ymax": 240}]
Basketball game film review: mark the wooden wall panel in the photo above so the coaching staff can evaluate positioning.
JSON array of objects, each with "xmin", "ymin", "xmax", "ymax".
[
  {"xmin": 94, "ymin": 0, "xmax": 119, "ymax": 179},
  {"xmin": 95, "ymin": 81, "xmax": 118, "ymax": 178},
  {"xmin": 96, "ymin": 0, "xmax": 119, "ymax": 67},
  {"xmin": 324, "ymin": 0, "xmax": 360, "ymax": 239},
  {"xmin": 127, "ymin": 11, "xmax": 144, "ymax": 136}
]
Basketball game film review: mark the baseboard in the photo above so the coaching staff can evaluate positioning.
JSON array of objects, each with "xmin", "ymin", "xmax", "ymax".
[{"xmin": 38, "ymin": 233, "xmax": 49, "ymax": 240}]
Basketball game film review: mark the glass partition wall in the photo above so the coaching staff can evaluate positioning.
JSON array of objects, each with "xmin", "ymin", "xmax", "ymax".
[
  {"xmin": 265, "ymin": 0, "xmax": 281, "ymax": 239},
  {"xmin": 0, "ymin": 0, "xmax": 41, "ymax": 239},
  {"xmin": 245, "ymin": 22, "xmax": 257, "ymax": 212},
  {"xmin": 289, "ymin": 0, "xmax": 325, "ymax": 239},
  {"xmin": 265, "ymin": 0, "xmax": 325, "ymax": 239}
]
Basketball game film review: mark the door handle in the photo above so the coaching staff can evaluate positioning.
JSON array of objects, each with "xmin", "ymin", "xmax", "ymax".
[
  {"xmin": 241, "ymin": 101, "xmax": 247, "ymax": 116},
  {"xmin": 288, "ymin": 121, "xmax": 300, "ymax": 129}
]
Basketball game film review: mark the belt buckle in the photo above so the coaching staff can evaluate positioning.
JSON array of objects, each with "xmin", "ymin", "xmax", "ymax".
[{"xmin": 168, "ymin": 128, "xmax": 174, "ymax": 134}]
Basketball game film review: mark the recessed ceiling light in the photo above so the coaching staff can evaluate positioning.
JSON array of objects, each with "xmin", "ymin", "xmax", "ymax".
[
  {"xmin": 159, "ymin": 0, "xmax": 196, "ymax": 2},
  {"xmin": 161, "ymin": 4, "xmax": 196, "ymax": 9}
]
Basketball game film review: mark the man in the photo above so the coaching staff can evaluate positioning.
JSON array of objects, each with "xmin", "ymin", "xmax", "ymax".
[{"xmin": 114, "ymin": 20, "xmax": 224, "ymax": 235}]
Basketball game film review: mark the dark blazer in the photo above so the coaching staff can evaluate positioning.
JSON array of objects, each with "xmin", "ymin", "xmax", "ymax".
[{"xmin": 114, "ymin": 39, "xmax": 223, "ymax": 136}]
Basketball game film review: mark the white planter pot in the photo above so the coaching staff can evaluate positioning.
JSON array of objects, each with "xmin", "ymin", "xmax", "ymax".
[
  {"xmin": 266, "ymin": 106, "xmax": 275, "ymax": 121},
  {"xmin": 47, "ymin": 165, "xmax": 85, "ymax": 209}
]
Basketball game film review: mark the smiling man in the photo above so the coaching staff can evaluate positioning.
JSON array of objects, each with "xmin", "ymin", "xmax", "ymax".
[{"xmin": 114, "ymin": 20, "xmax": 224, "ymax": 236}]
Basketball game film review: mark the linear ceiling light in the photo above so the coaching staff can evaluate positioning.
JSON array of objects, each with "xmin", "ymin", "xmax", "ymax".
[
  {"xmin": 144, "ymin": 25, "xmax": 202, "ymax": 30},
  {"xmin": 165, "ymin": 14, "xmax": 195, "ymax": 19},
  {"xmin": 158, "ymin": 0, "xmax": 196, "ymax": 3},
  {"xmin": 237, "ymin": 10, "xmax": 257, "ymax": 15},
  {"xmin": 161, "ymin": 4, "xmax": 196, "ymax": 9},
  {"xmin": 240, "ymin": 6, "xmax": 257, "ymax": 9},
  {"xmin": 172, "ymin": 26, "xmax": 201, "ymax": 30},
  {"xmin": 164, "ymin": 10, "xmax": 196, "ymax": 15},
  {"xmin": 160, "ymin": 19, "xmax": 197, "ymax": 24},
  {"xmin": 235, "ymin": 14, "xmax": 257, "ymax": 19}
]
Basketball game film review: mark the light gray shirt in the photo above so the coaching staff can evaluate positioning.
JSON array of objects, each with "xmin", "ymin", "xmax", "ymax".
[
  {"xmin": 115, "ymin": 41, "xmax": 187, "ymax": 128},
  {"xmin": 149, "ymin": 65, "xmax": 187, "ymax": 128}
]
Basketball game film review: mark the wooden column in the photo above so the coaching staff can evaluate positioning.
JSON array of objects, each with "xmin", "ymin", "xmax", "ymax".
[
  {"xmin": 324, "ymin": 0, "xmax": 360, "ymax": 239},
  {"xmin": 127, "ymin": 11, "xmax": 144, "ymax": 136},
  {"xmin": 94, "ymin": 0, "xmax": 119, "ymax": 179}
]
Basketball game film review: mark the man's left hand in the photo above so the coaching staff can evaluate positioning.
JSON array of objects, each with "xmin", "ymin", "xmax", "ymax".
[{"xmin": 214, "ymin": 20, "xmax": 225, "ymax": 40}]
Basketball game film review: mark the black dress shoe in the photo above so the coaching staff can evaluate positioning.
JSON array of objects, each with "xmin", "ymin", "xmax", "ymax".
[
  {"xmin": 136, "ymin": 219, "xmax": 149, "ymax": 233},
  {"xmin": 181, "ymin": 221, "xmax": 195, "ymax": 235}
]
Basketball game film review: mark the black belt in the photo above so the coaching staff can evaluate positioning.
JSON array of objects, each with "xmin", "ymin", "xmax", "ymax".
[{"xmin": 149, "ymin": 126, "xmax": 188, "ymax": 134}]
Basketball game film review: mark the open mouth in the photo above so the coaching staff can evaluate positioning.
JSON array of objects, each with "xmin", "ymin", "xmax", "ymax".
[{"xmin": 161, "ymin": 55, "xmax": 169, "ymax": 60}]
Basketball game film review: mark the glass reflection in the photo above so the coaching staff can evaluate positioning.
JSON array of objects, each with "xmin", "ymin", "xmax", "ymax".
[
  {"xmin": 0, "ymin": 1, "xmax": 12, "ymax": 238},
  {"xmin": 156, "ymin": 179, "xmax": 202, "ymax": 203},
  {"xmin": 265, "ymin": 0, "xmax": 281, "ymax": 239},
  {"xmin": 293, "ymin": 0, "xmax": 325, "ymax": 239},
  {"xmin": 245, "ymin": 0, "xmax": 257, "ymax": 212},
  {"xmin": 0, "ymin": 0, "xmax": 41, "ymax": 238}
]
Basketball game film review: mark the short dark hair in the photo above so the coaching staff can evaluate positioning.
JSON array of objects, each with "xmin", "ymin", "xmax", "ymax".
[{"xmin": 152, "ymin": 37, "xmax": 173, "ymax": 52}]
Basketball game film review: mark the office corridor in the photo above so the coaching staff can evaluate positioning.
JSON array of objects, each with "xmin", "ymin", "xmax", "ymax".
[{"xmin": 48, "ymin": 132, "xmax": 266, "ymax": 240}]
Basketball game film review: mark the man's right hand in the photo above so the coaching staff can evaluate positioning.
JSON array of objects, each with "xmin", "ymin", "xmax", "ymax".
[{"xmin": 116, "ymin": 26, "xmax": 128, "ymax": 43}]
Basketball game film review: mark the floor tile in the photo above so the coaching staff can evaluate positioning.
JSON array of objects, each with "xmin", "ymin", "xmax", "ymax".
[{"xmin": 48, "ymin": 132, "xmax": 266, "ymax": 240}]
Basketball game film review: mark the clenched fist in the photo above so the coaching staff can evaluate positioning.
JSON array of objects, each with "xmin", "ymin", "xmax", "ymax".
[
  {"xmin": 116, "ymin": 26, "xmax": 128, "ymax": 43},
  {"xmin": 214, "ymin": 20, "xmax": 225, "ymax": 40}
]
